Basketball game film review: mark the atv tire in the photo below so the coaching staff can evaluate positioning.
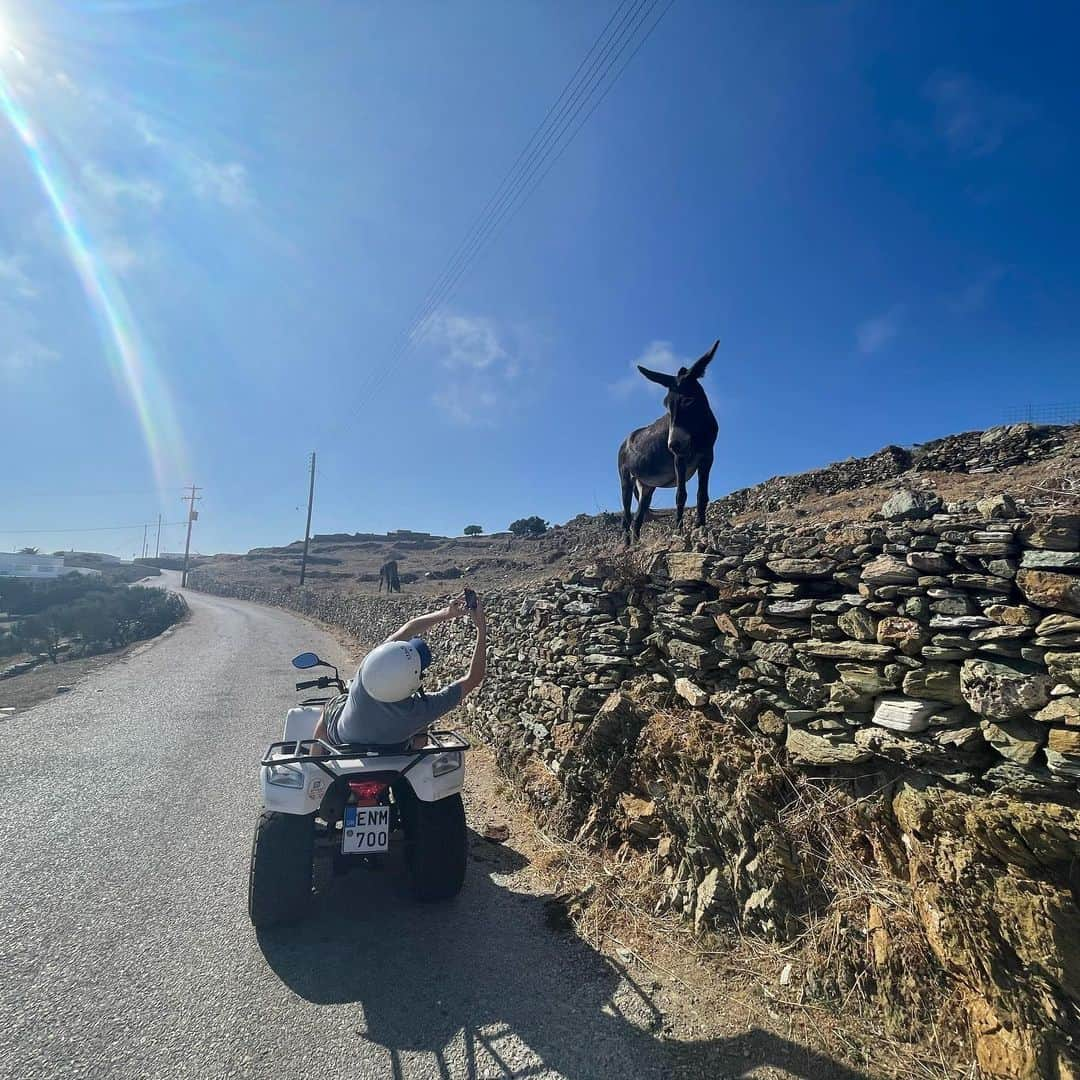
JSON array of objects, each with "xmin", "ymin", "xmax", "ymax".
[
  {"xmin": 405, "ymin": 794, "xmax": 466, "ymax": 902},
  {"xmin": 248, "ymin": 810, "xmax": 315, "ymax": 928}
]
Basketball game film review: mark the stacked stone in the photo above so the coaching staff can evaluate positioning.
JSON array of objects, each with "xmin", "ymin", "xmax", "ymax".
[{"xmin": 704, "ymin": 422, "xmax": 1073, "ymax": 524}]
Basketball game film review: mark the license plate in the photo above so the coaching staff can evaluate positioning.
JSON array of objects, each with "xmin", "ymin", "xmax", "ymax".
[{"xmin": 342, "ymin": 806, "xmax": 390, "ymax": 854}]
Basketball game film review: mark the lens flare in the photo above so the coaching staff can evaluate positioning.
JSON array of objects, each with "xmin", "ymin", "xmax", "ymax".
[{"xmin": 0, "ymin": 57, "xmax": 188, "ymax": 493}]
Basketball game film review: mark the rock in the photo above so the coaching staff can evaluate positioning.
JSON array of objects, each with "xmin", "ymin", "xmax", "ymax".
[
  {"xmin": 785, "ymin": 667, "xmax": 828, "ymax": 708},
  {"xmin": 483, "ymin": 822, "xmax": 510, "ymax": 843},
  {"xmin": 981, "ymin": 716, "xmax": 1046, "ymax": 766},
  {"xmin": 872, "ymin": 695, "xmax": 937, "ymax": 733},
  {"xmin": 960, "ymin": 659, "xmax": 1053, "ymax": 720},
  {"xmin": 876, "ymin": 616, "xmax": 928, "ymax": 656},
  {"xmin": 674, "ymin": 678, "xmax": 709, "ymax": 708},
  {"xmin": 740, "ymin": 617, "xmax": 809, "ymax": 642},
  {"xmin": 1021, "ymin": 548, "xmax": 1080, "ymax": 573},
  {"xmin": 749, "ymin": 640, "xmax": 795, "ymax": 666},
  {"xmin": 950, "ymin": 573, "xmax": 1012, "ymax": 591},
  {"xmin": 975, "ymin": 493, "xmax": 1018, "ymax": 520},
  {"xmin": 766, "ymin": 557, "xmax": 835, "ymax": 580},
  {"xmin": 1045, "ymin": 651, "xmax": 1080, "ymax": 687},
  {"xmin": 971, "ymin": 626, "xmax": 1033, "ymax": 648},
  {"xmin": 985, "ymin": 604, "xmax": 1042, "ymax": 627},
  {"xmin": 930, "ymin": 614, "xmax": 995, "ymax": 630},
  {"xmin": 665, "ymin": 639, "xmax": 724, "ymax": 671},
  {"xmin": 618, "ymin": 793, "xmax": 660, "ymax": 839},
  {"xmin": 862, "ymin": 554, "xmax": 919, "ymax": 585},
  {"xmin": 902, "ymin": 663, "xmax": 965, "ymax": 704},
  {"xmin": 753, "ymin": 708, "xmax": 783, "ymax": 736},
  {"xmin": 837, "ymin": 662, "xmax": 896, "ymax": 695},
  {"xmin": 785, "ymin": 726, "xmax": 871, "ymax": 765},
  {"xmin": 766, "ymin": 599, "xmax": 817, "ymax": 618},
  {"xmin": 694, "ymin": 868, "xmax": 730, "ymax": 930},
  {"xmin": 838, "ymin": 608, "xmax": 877, "ymax": 642},
  {"xmin": 800, "ymin": 640, "xmax": 894, "ymax": 661},
  {"xmin": 1019, "ymin": 512, "xmax": 1079, "ymax": 551},
  {"xmin": 54, "ymin": 685, "xmax": 72, "ymax": 695},
  {"xmin": 1034, "ymin": 697, "xmax": 1080, "ymax": 726},
  {"xmin": 906, "ymin": 551, "xmax": 952, "ymax": 575},
  {"xmin": 881, "ymin": 488, "xmax": 942, "ymax": 521},
  {"xmin": 1047, "ymin": 727, "xmax": 1080, "ymax": 756},
  {"xmin": 1038, "ymin": 613, "xmax": 1080, "ymax": 635},
  {"xmin": 665, "ymin": 552, "xmax": 725, "ymax": 584}
]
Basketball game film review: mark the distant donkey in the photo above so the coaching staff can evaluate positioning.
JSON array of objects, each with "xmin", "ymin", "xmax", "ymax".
[
  {"xmin": 618, "ymin": 340, "xmax": 719, "ymax": 544},
  {"xmin": 378, "ymin": 559, "xmax": 401, "ymax": 593}
]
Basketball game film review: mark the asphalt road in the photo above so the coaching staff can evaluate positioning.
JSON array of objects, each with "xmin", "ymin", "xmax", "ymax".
[{"xmin": 0, "ymin": 578, "xmax": 865, "ymax": 1080}]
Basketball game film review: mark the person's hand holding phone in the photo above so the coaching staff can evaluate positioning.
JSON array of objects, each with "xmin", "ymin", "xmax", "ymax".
[{"xmin": 464, "ymin": 588, "xmax": 485, "ymax": 629}]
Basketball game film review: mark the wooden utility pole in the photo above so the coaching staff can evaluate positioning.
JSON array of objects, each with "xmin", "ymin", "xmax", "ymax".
[
  {"xmin": 141, "ymin": 524, "xmax": 148, "ymax": 559},
  {"xmin": 155, "ymin": 514, "xmax": 162, "ymax": 559},
  {"xmin": 299, "ymin": 452, "xmax": 316, "ymax": 586},
  {"xmin": 181, "ymin": 484, "xmax": 202, "ymax": 587}
]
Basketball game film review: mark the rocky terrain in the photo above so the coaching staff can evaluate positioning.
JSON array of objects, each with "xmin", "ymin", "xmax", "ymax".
[
  {"xmin": 192, "ymin": 422, "xmax": 1077, "ymax": 598},
  {"xmin": 189, "ymin": 421, "xmax": 1080, "ymax": 1079}
]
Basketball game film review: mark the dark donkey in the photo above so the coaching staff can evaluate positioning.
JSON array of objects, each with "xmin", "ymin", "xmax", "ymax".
[{"xmin": 618, "ymin": 339, "xmax": 719, "ymax": 543}]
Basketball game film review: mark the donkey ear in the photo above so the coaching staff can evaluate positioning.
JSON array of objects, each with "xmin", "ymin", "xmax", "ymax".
[
  {"xmin": 637, "ymin": 366, "xmax": 677, "ymax": 389},
  {"xmin": 688, "ymin": 339, "xmax": 720, "ymax": 380}
]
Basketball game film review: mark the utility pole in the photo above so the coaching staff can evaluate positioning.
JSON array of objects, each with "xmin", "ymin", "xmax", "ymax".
[
  {"xmin": 155, "ymin": 514, "xmax": 162, "ymax": 559},
  {"xmin": 181, "ymin": 484, "xmax": 202, "ymax": 587},
  {"xmin": 141, "ymin": 523, "xmax": 148, "ymax": 560},
  {"xmin": 299, "ymin": 452, "xmax": 316, "ymax": 586}
]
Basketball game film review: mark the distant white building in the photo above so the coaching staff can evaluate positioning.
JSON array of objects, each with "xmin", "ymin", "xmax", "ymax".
[
  {"xmin": 0, "ymin": 553, "xmax": 66, "ymax": 579},
  {"xmin": 0, "ymin": 553, "xmax": 101, "ymax": 580}
]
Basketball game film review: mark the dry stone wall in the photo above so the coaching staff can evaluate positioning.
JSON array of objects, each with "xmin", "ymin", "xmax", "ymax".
[{"xmin": 189, "ymin": 496, "xmax": 1080, "ymax": 1078}]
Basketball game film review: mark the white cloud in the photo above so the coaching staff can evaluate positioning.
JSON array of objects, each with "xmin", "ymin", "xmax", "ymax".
[
  {"xmin": 609, "ymin": 340, "xmax": 684, "ymax": 398},
  {"xmin": 0, "ymin": 254, "xmax": 38, "ymax": 299},
  {"xmin": 951, "ymin": 265, "xmax": 1007, "ymax": 314},
  {"xmin": 188, "ymin": 159, "xmax": 252, "ymax": 208},
  {"xmin": 420, "ymin": 310, "xmax": 526, "ymax": 425},
  {"xmin": 425, "ymin": 312, "xmax": 507, "ymax": 371},
  {"xmin": 136, "ymin": 114, "xmax": 253, "ymax": 209},
  {"xmin": 856, "ymin": 308, "xmax": 901, "ymax": 355},
  {"xmin": 82, "ymin": 162, "xmax": 165, "ymax": 209},
  {"xmin": 0, "ymin": 296, "xmax": 56, "ymax": 374},
  {"xmin": 923, "ymin": 72, "xmax": 1033, "ymax": 158}
]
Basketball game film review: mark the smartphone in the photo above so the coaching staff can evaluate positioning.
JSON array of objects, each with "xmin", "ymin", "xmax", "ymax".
[{"xmin": 463, "ymin": 587, "xmax": 478, "ymax": 611}]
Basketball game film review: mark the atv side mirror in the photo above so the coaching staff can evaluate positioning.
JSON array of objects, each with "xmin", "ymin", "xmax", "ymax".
[{"xmin": 292, "ymin": 652, "xmax": 322, "ymax": 670}]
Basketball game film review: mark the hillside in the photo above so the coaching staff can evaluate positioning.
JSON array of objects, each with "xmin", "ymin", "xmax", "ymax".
[
  {"xmin": 194, "ymin": 421, "xmax": 1079, "ymax": 598},
  {"xmin": 189, "ymin": 419, "xmax": 1080, "ymax": 1079}
]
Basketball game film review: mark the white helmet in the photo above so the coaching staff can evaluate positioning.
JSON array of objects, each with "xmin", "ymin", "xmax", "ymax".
[{"xmin": 360, "ymin": 638, "xmax": 431, "ymax": 702}]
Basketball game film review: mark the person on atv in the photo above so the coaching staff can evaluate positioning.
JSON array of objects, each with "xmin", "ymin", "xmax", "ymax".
[{"xmin": 313, "ymin": 592, "xmax": 486, "ymax": 749}]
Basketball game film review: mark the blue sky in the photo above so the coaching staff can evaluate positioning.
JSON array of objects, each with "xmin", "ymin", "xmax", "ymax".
[{"xmin": 1, "ymin": 1, "xmax": 1077, "ymax": 558}]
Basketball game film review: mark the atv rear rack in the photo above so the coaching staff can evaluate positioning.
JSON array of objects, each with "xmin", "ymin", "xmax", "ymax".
[{"xmin": 262, "ymin": 730, "xmax": 471, "ymax": 781}]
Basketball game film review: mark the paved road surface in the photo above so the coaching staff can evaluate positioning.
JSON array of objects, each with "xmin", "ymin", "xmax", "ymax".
[{"xmin": 0, "ymin": 578, "xmax": 865, "ymax": 1080}]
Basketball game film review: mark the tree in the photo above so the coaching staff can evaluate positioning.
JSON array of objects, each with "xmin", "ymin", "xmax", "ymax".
[
  {"xmin": 19, "ymin": 614, "xmax": 63, "ymax": 663},
  {"xmin": 463, "ymin": 525, "xmax": 483, "ymax": 536},
  {"xmin": 508, "ymin": 516, "xmax": 548, "ymax": 537}
]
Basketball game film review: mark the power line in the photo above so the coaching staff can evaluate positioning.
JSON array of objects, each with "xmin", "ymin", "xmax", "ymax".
[
  {"xmin": 344, "ymin": 0, "xmax": 677, "ymax": 414},
  {"xmin": 354, "ymin": 0, "xmax": 666, "ymax": 405},
  {"xmin": 0, "ymin": 521, "xmax": 189, "ymax": 536}
]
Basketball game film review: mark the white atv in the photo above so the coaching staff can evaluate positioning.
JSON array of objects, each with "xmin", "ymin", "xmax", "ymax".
[{"xmin": 248, "ymin": 651, "xmax": 470, "ymax": 928}]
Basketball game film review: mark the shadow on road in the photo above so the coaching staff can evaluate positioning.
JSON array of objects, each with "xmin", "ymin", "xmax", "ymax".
[{"xmin": 258, "ymin": 829, "xmax": 869, "ymax": 1080}]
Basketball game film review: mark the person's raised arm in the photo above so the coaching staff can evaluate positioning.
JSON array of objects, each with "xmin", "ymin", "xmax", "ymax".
[
  {"xmin": 453, "ymin": 599, "xmax": 487, "ymax": 701},
  {"xmin": 388, "ymin": 598, "xmax": 466, "ymax": 642}
]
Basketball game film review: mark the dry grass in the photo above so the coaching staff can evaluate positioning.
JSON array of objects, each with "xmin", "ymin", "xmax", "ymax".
[{"xmin": 481, "ymin": 706, "xmax": 977, "ymax": 1080}]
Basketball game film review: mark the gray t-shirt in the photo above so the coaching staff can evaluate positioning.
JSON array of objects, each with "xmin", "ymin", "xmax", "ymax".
[{"xmin": 332, "ymin": 673, "xmax": 462, "ymax": 745}]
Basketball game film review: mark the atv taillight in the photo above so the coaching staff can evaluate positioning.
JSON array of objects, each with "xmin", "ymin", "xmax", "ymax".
[{"xmin": 347, "ymin": 779, "xmax": 389, "ymax": 806}]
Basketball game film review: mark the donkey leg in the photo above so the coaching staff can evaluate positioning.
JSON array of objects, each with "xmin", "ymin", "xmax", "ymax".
[
  {"xmin": 620, "ymin": 468, "xmax": 636, "ymax": 545},
  {"xmin": 696, "ymin": 453, "xmax": 713, "ymax": 528},
  {"xmin": 632, "ymin": 483, "xmax": 655, "ymax": 542},
  {"xmin": 674, "ymin": 457, "xmax": 689, "ymax": 529}
]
